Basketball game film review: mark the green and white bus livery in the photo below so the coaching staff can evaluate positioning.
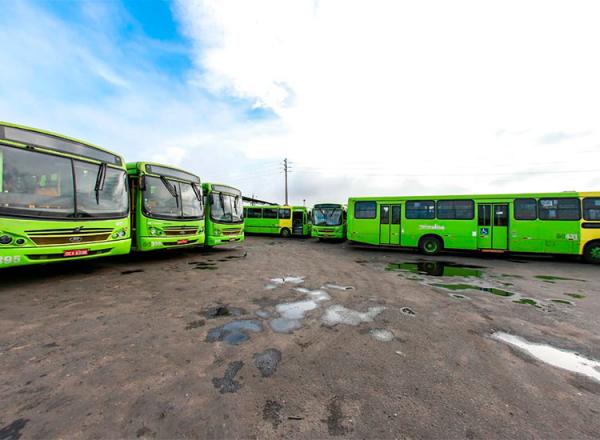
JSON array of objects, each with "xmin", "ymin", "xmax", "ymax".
[
  {"xmin": 312, "ymin": 203, "xmax": 346, "ymax": 240},
  {"xmin": 127, "ymin": 162, "xmax": 204, "ymax": 251},
  {"xmin": 347, "ymin": 191, "xmax": 600, "ymax": 263},
  {"xmin": 0, "ymin": 122, "xmax": 131, "ymax": 267},
  {"xmin": 202, "ymin": 183, "xmax": 244, "ymax": 247}
]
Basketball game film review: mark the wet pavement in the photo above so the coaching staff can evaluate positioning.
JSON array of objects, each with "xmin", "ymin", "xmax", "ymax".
[{"xmin": 1, "ymin": 237, "xmax": 600, "ymax": 439}]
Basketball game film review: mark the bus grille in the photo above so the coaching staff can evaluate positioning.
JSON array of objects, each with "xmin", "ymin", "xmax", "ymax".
[
  {"xmin": 222, "ymin": 228, "xmax": 242, "ymax": 236},
  {"xmin": 164, "ymin": 226, "xmax": 198, "ymax": 236},
  {"xmin": 26, "ymin": 228, "xmax": 113, "ymax": 246}
]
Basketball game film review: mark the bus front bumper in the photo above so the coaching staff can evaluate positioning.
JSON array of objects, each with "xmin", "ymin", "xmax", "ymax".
[
  {"xmin": 137, "ymin": 234, "xmax": 205, "ymax": 251},
  {"xmin": 206, "ymin": 234, "xmax": 245, "ymax": 247},
  {"xmin": 0, "ymin": 239, "xmax": 131, "ymax": 268},
  {"xmin": 312, "ymin": 227, "xmax": 344, "ymax": 239}
]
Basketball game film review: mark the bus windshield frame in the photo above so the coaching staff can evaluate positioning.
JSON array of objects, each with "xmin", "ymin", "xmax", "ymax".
[
  {"xmin": 209, "ymin": 188, "xmax": 243, "ymax": 224},
  {"xmin": 0, "ymin": 144, "xmax": 128, "ymax": 220},
  {"xmin": 142, "ymin": 174, "xmax": 204, "ymax": 221},
  {"xmin": 312, "ymin": 205, "xmax": 344, "ymax": 227}
]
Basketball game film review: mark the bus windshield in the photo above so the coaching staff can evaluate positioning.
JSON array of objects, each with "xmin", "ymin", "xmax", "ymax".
[
  {"xmin": 313, "ymin": 206, "xmax": 343, "ymax": 226},
  {"xmin": 143, "ymin": 176, "xmax": 203, "ymax": 220},
  {"xmin": 0, "ymin": 145, "xmax": 128, "ymax": 219},
  {"xmin": 210, "ymin": 192, "xmax": 243, "ymax": 223}
]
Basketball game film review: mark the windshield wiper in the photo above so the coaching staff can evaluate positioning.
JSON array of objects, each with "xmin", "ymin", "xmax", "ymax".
[
  {"xmin": 94, "ymin": 163, "xmax": 107, "ymax": 204},
  {"xmin": 192, "ymin": 182, "xmax": 202, "ymax": 201},
  {"xmin": 160, "ymin": 176, "xmax": 179, "ymax": 207}
]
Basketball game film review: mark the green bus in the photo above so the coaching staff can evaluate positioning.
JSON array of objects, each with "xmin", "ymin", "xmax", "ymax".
[
  {"xmin": 127, "ymin": 162, "xmax": 204, "ymax": 251},
  {"xmin": 347, "ymin": 191, "xmax": 600, "ymax": 263},
  {"xmin": 202, "ymin": 183, "xmax": 244, "ymax": 247},
  {"xmin": 311, "ymin": 203, "xmax": 346, "ymax": 240},
  {"xmin": 243, "ymin": 205, "xmax": 311, "ymax": 237},
  {"xmin": 0, "ymin": 122, "xmax": 131, "ymax": 268}
]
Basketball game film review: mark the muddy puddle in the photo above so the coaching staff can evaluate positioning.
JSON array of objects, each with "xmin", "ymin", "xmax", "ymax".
[
  {"xmin": 387, "ymin": 261, "xmax": 485, "ymax": 277},
  {"xmin": 369, "ymin": 328, "xmax": 394, "ymax": 342},
  {"xmin": 432, "ymin": 283, "xmax": 515, "ymax": 297},
  {"xmin": 565, "ymin": 293, "xmax": 586, "ymax": 299},
  {"xmin": 190, "ymin": 261, "xmax": 218, "ymax": 270},
  {"xmin": 121, "ymin": 269, "xmax": 144, "ymax": 275},
  {"xmin": 321, "ymin": 305, "xmax": 385, "ymax": 326},
  {"xmin": 492, "ymin": 332, "xmax": 600, "ymax": 382},
  {"xmin": 203, "ymin": 305, "xmax": 246, "ymax": 319},
  {"xmin": 212, "ymin": 361, "xmax": 244, "ymax": 393},
  {"xmin": 535, "ymin": 275, "xmax": 586, "ymax": 283},
  {"xmin": 322, "ymin": 284, "xmax": 354, "ymax": 291},
  {"xmin": 206, "ymin": 320, "xmax": 263, "ymax": 345},
  {"xmin": 253, "ymin": 348, "xmax": 282, "ymax": 377}
]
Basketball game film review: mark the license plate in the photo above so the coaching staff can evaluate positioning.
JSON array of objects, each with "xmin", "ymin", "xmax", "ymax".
[
  {"xmin": 64, "ymin": 249, "xmax": 89, "ymax": 257},
  {"xmin": 177, "ymin": 239, "xmax": 189, "ymax": 245}
]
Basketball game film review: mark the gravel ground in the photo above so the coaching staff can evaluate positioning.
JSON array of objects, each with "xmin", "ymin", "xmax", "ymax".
[{"xmin": 1, "ymin": 236, "xmax": 599, "ymax": 439}]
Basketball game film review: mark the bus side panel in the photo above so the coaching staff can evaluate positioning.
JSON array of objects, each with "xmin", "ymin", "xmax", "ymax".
[
  {"xmin": 401, "ymin": 218, "xmax": 441, "ymax": 248},
  {"xmin": 437, "ymin": 219, "xmax": 478, "ymax": 250},
  {"xmin": 347, "ymin": 201, "xmax": 380, "ymax": 245},
  {"xmin": 538, "ymin": 220, "xmax": 581, "ymax": 254},
  {"xmin": 509, "ymin": 219, "xmax": 544, "ymax": 253}
]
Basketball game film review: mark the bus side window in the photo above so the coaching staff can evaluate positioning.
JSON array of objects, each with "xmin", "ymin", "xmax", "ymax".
[
  {"xmin": 514, "ymin": 198, "xmax": 537, "ymax": 220},
  {"xmin": 263, "ymin": 208, "xmax": 278, "ymax": 219},
  {"xmin": 354, "ymin": 201, "xmax": 376, "ymax": 219},
  {"xmin": 247, "ymin": 208, "xmax": 262, "ymax": 218},
  {"xmin": 278, "ymin": 208, "xmax": 291, "ymax": 219},
  {"xmin": 583, "ymin": 198, "xmax": 600, "ymax": 221}
]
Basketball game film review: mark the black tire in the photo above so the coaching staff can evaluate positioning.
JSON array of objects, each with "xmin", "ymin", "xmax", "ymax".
[
  {"xmin": 583, "ymin": 241, "xmax": 600, "ymax": 264},
  {"xmin": 280, "ymin": 228, "xmax": 291, "ymax": 238},
  {"xmin": 420, "ymin": 236, "xmax": 443, "ymax": 256}
]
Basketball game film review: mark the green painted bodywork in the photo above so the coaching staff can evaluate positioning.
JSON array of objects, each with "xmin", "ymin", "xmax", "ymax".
[
  {"xmin": 0, "ymin": 122, "xmax": 131, "ymax": 268},
  {"xmin": 311, "ymin": 203, "xmax": 346, "ymax": 240},
  {"xmin": 202, "ymin": 182, "xmax": 244, "ymax": 247},
  {"xmin": 347, "ymin": 191, "xmax": 600, "ymax": 257},
  {"xmin": 244, "ymin": 205, "xmax": 311, "ymax": 236},
  {"xmin": 126, "ymin": 162, "xmax": 204, "ymax": 252}
]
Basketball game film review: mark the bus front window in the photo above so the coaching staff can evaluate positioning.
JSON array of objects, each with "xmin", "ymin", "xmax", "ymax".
[
  {"xmin": 143, "ymin": 176, "xmax": 180, "ymax": 218},
  {"xmin": 313, "ymin": 207, "xmax": 343, "ymax": 226},
  {"xmin": 180, "ymin": 182, "xmax": 203, "ymax": 219},
  {"xmin": 210, "ymin": 192, "xmax": 243, "ymax": 223},
  {"xmin": 0, "ymin": 145, "xmax": 75, "ymax": 218},
  {"xmin": 74, "ymin": 161, "xmax": 128, "ymax": 218}
]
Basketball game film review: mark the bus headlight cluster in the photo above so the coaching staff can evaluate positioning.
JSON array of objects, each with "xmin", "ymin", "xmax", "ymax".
[
  {"xmin": 112, "ymin": 229, "xmax": 127, "ymax": 239},
  {"xmin": 149, "ymin": 228, "xmax": 163, "ymax": 236},
  {"xmin": 0, "ymin": 235, "xmax": 12, "ymax": 245}
]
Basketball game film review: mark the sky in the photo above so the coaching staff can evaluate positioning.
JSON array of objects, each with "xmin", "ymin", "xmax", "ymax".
[{"xmin": 1, "ymin": 0, "xmax": 599, "ymax": 206}]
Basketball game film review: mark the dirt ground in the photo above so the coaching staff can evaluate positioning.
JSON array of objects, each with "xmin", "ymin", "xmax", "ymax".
[{"xmin": 1, "ymin": 236, "xmax": 600, "ymax": 439}]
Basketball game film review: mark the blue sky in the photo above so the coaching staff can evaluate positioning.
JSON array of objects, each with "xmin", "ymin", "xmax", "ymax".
[{"xmin": 1, "ymin": 0, "xmax": 599, "ymax": 204}]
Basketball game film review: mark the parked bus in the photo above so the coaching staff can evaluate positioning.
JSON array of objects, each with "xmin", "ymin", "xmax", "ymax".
[
  {"xmin": 202, "ymin": 183, "xmax": 244, "ymax": 246},
  {"xmin": 127, "ymin": 162, "xmax": 204, "ymax": 251},
  {"xmin": 312, "ymin": 203, "xmax": 346, "ymax": 240},
  {"xmin": 0, "ymin": 122, "xmax": 130, "ymax": 267},
  {"xmin": 347, "ymin": 191, "xmax": 600, "ymax": 263},
  {"xmin": 243, "ymin": 205, "xmax": 311, "ymax": 237}
]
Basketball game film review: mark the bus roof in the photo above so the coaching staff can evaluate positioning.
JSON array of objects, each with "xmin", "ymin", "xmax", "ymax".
[
  {"xmin": 202, "ymin": 182, "xmax": 242, "ymax": 195},
  {"xmin": 0, "ymin": 121, "xmax": 125, "ymax": 166},
  {"xmin": 348, "ymin": 191, "xmax": 586, "ymax": 202},
  {"xmin": 126, "ymin": 162, "xmax": 200, "ymax": 183}
]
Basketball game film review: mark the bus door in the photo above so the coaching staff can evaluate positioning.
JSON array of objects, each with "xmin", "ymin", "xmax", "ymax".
[
  {"xmin": 292, "ymin": 210, "xmax": 304, "ymax": 235},
  {"xmin": 477, "ymin": 204, "xmax": 508, "ymax": 250},
  {"xmin": 379, "ymin": 204, "xmax": 401, "ymax": 245}
]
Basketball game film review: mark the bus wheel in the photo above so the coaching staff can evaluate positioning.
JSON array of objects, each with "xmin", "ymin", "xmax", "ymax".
[
  {"xmin": 583, "ymin": 241, "xmax": 600, "ymax": 264},
  {"xmin": 280, "ymin": 228, "xmax": 291, "ymax": 238},
  {"xmin": 420, "ymin": 236, "xmax": 442, "ymax": 256}
]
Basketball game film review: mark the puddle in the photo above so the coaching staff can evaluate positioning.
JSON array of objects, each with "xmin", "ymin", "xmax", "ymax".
[
  {"xmin": 565, "ymin": 293, "xmax": 586, "ymax": 299},
  {"xmin": 192, "ymin": 262, "xmax": 218, "ymax": 271},
  {"xmin": 255, "ymin": 310, "xmax": 272, "ymax": 319},
  {"xmin": 450, "ymin": 294, "xmax": 467, "ymax": 300},
  {"xmin": 321, "ymin": 305, "xmax": 385, "ymax": 327},
  {"xmin": 513, "ymin": 298, "xmax": 540, "ymax": 307},
  {"xmin": 492, "ymin": 332, "xmax": 600, "ymax": 382},
  {"xmin": 432, "ymin": 283, "xmax": 515, "ymax": 297},
  {"xmin": 386, "ymin": 261, "xmax": 485, "ymax": 277},
  {"xmin": 550, "ymin": 299, "xmax": 573, "ymax": 305},
  {"xmin": 203, "ymin": 305, "xmax": 246, "ymax": 319},
  {"xmin": 500, "ymin": 273, "xmax": 524, "ymax": 279},
  {"xmin": 294, "ymin": 287, "xmax": 331, "ymax": 302},
  {"xmin": 269, "ymin": 276, "xmax": 305, "ymax": 285},
  {"xmin": 535, "ymin": 275, "xmax": 585, "ymax": 282},
  {"xmin": 276, "ymin": 300, "xmax": 320, "ymax": 320},
  {"xmin": 206, "ymin": 320, "xmax": 263, "ymax": 345},
  {"xmin": 322, "ymin": 284, "xmax": 354, "ymax": 291},
  {"xmin": 253, "ymin": 348, "xmax": 282, "ymax": 377},
  {"xmin": 121, "ymin": 269, "xmax": 144, "ymax": 275},
  {"xmin": 401, "ymin": 307, "xmax": 416, "ymax": 316},
  {"xmin": 212, "ymin": 361, "xmax": 244, "ymax": 393},
  {"xmin": 269, "ymin": 318, "xmax": 303, "ymax": 333},
  {"xmin": 369, "ymin": 328, "xmax": 394, "ymax": 342}
]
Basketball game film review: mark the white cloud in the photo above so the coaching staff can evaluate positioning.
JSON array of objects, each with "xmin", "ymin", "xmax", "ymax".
[{"xmin": 175, "ymin": 0, "xmax": 600, "ymax": 203}]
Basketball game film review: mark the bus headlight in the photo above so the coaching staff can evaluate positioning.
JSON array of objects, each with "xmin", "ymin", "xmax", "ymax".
[
  {"xmin": 112, "ymin": 228, "xmax": 127, "ymax": 239},
  {"xmin": 0, "ymin": 235, "xmax": 12, "ymax": 245},
  {"xmin": 150, "ymin": 228, "xmax": 158, "ymax": 235}
]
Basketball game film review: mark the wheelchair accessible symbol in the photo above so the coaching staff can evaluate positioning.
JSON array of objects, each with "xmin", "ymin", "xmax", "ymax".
[{"xmin": 480, "ymin": 227, "xmax": 489, "ymax": 235}]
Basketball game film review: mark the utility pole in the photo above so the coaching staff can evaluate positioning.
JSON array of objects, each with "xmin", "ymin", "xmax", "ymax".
[{"xmin": 283, "ymin": 158, "xmax": 289, "ymax": 205}]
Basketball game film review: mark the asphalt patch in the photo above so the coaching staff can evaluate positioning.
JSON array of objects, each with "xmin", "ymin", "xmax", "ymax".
[
  {"xmin": 0, "ymin": 418, "xmax": 28, "ymax": 440},
  {"xmin": 253, "ymin": 348, "xmax": 282, "ymax": 377},
  {"xmin": 212, "ymin": 361, "xmax": 244, "ymax": 394}
]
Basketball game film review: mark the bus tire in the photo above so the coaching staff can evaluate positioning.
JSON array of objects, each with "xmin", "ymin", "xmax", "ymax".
[
  {"xmin": 583, "ymin": 240, "xmax": 600, "ymax": 264},
  {"xmin": 280, "ymin": 228, "xmax": 291, "ymax": 238},
  {"xmin": 419, "ymin": 235, "xmax": 443, "ymax": 256}
]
